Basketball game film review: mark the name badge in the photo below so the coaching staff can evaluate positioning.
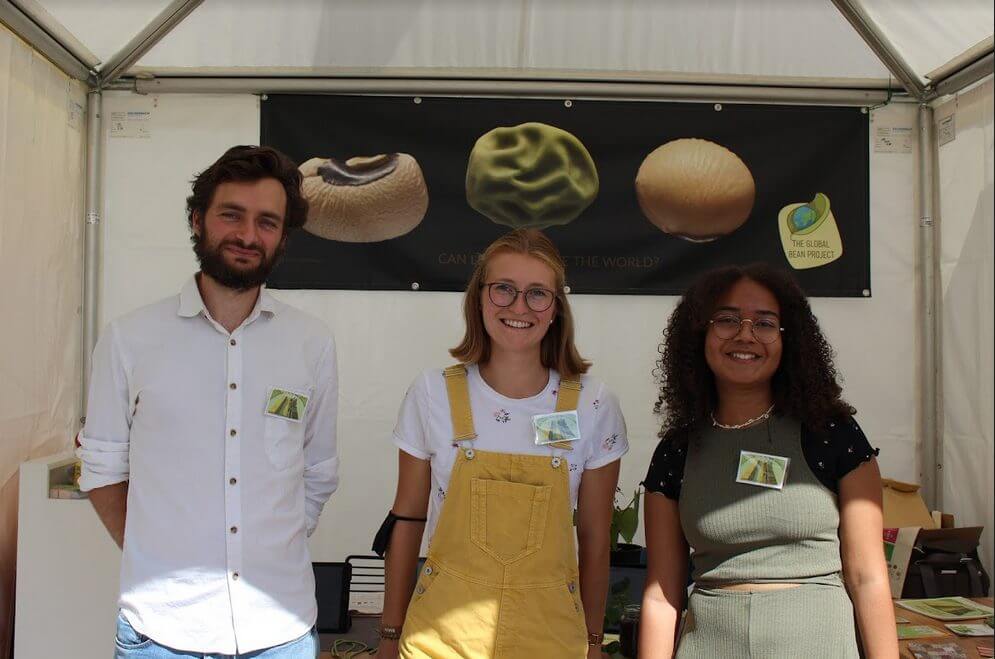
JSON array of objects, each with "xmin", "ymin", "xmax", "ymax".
[
  {"xmin": 532, "ymin": 411, "xmax": 581, "ymax": 446},
  {"xmin": 265, "ymin": 387, "xmax": 310, "ymax": 423},
  {"xmin": 736, "ymin": 450, "xmax": 790, "ymax": 490}
]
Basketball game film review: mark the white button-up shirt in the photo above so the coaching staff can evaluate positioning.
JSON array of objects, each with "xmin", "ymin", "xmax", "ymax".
[{"xmin": 78, "ymin": 276, "xmax": 339, "ymax": 654}]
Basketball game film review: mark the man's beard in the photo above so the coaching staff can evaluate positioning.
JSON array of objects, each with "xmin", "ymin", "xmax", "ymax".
[{"xmin": 193, "ymin": 232, "xmax": 284, "ymax": 291}]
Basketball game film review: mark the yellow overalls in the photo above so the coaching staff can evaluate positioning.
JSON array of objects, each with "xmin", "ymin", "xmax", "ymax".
[{"xmin": 399, "ymin": 365, "xmax": 589, "ymax": 658}]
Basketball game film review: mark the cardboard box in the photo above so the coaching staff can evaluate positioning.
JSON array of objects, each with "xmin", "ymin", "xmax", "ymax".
[
  {"xmin": 881, "ymin": 478, "xmax": 985, "ymax": 598},
  {"xmin": 882, "ymin": 478, "xmax": 936, "ymax": 529}
]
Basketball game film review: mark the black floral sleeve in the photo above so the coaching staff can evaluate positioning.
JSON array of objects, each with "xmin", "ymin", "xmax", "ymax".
[
  {"xmin": 802, "ymin": 416, "xmax": 880, "ymax": 492},
  {"xmin": 642, "ymin": 437, "xmax": 688, "ymax": 500}
]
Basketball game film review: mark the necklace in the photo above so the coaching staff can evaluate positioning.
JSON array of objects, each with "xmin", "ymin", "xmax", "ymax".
[{"xmin": 711, "ymin": 404, "xmax": 775, "ymax": 430}]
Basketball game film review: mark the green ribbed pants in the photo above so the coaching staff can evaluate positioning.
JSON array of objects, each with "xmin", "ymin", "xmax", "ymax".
[{"xmin": 676, "ymin": 583, "xmax": 860, "ymax": 658}]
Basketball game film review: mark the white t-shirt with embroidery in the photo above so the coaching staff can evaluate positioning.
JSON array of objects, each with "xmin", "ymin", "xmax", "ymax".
[{"xmin": 392, "ymin": 363, "xmax": 629, "ymax": 544}]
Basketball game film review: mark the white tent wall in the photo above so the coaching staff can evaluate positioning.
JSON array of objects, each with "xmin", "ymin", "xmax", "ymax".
[
  {"xmin": 97, "ymin": 92, "xmax": 920, "ymax": 564},
  {"xmin": 936, "ymin": 77, "xmax": 995, "ymax": 582},
  {"xmin": 0, "ymin": 23, "xmax": 86, "ymax": 658}
]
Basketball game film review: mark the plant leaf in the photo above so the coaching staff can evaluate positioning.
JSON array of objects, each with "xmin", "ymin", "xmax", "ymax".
[{"xmin": 618, "ymin": 507, "xmax": 638, "ymax": 543}]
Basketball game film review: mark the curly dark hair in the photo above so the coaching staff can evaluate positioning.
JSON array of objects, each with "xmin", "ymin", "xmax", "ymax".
[
  {"xmin": 654, "ymin": 263, "xmax": 854, "ymax": 443},
  {"xmin": 185, "ymin": 145, "xmax": 308, "ymax": 237}
]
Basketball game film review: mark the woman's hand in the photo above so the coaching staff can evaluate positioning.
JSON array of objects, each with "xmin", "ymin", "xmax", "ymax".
[{"xmin": 374, "ymin": 638, "xmax": 398, "ymax": 659}]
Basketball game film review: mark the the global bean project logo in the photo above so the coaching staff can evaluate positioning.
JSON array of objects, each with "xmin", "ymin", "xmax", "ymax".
[
  {"xmin": 786, "ymin": 237, "xmax": 837, "ymax": 261},
  {"xmin": 778, "ymin": 193, "xmax": 844, "ymax": 270},
  {"xmin": 437, "ymin": 252, "xmax": 661, "ymax": 269}
]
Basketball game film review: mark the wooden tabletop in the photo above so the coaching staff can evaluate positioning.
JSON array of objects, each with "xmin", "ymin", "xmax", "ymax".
[{"xmin": 897, "ymin": 598, "xmax": 993, "ymax": 658}]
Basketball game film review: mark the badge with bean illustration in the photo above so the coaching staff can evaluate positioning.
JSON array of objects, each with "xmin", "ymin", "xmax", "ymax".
[
  {"xmin": 532, "ymin": 411, "xmax": 581, "ymax": 446},
  {"xmin": 736, "ymin": 450, "xmax": 790, "ymax": 489},
  {"xmin": 265, "ymin": 387, "xmax": 309, "ymax": 423}
]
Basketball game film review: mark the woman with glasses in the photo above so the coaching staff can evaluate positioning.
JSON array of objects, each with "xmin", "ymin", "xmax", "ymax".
[
  {"xmin": 639, "ymin": 264, "xmax": 897, "ymax": 658},
  {"xmin": 374, "ymin": 229, "xmax": 628, "ymax": 659}
]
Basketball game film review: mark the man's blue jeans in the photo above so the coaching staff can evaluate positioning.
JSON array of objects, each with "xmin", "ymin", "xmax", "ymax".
[{"xmin": 114, "ymin": 613, "xmax": 320, "ymax": 659}]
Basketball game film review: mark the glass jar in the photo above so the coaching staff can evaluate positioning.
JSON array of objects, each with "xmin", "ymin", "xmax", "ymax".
[{"xmin": 620, "ymin": 603, "xmax": 641, "ymax": 657}]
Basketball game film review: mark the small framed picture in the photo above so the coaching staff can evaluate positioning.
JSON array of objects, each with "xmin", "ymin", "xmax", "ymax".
[{"xmin": 736, "ymin": 450, "xmax": 790, "ymax": 490}]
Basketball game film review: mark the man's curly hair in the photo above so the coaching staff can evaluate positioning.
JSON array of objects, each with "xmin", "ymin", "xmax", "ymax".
[
  {"xmin": 186, "ymin": 145, "xmax": 308, "ymax": 238},
  {"xmin": 654, "ymin": 263, "xmax": 854, "ymax": 443}
]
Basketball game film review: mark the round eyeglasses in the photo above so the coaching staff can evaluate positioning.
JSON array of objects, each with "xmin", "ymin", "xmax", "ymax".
[
  {"xmin": 483, "ymin": 282, "xmax": 556, "ymax": 312},
  {"xmin": 709, "ymin": 314, "xmax": 784, "ymax": 344}
]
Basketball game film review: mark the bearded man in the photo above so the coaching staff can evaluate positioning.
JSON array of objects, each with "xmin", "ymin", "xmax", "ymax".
[{"xmin": 78, "ymin": 145, "xmax": 338, "ymax": 659}]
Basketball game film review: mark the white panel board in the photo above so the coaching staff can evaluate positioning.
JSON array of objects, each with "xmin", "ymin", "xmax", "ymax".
[{"xmin": 15, "ymin": 455, "xmax": 121, "ymax": 659}]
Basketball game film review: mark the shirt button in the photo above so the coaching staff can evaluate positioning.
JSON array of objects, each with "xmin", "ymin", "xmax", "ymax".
[
  {"xmin": 229, "ymin": 477, "xmax": 237, "ymax": 485},
  {"xmin": 232, "ymin": 572, "xmax": 239, "ymax": 580},
  {"xmin": 416, "ymin": 585, "xmax": 425, "ymax": 594},
  {"xmin": 230, "ymin": 526, "xmax": 238, "ymax": 534},
  {"xmin": 230, "ymin": 339, "xmax": 237, "ymax": 346},
  {"xmin": 424, "ymin": 566, "xmax": 433, "ymax": 575},
  {"xmin": 229, "ymin": 382, "xmax": 237, "ymax": 390},
  {"xmin": 568, "ymin": 581, "xmax": 576, "ymax": 593},
  {"xmin": 230, "ymin": 429, "xmax": 237, "ymax": 437}
]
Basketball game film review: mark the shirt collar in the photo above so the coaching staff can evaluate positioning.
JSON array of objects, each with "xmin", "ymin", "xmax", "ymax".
[{"xmin": 177, "ymin": 275, "xmax": 280, "ymax": 319}]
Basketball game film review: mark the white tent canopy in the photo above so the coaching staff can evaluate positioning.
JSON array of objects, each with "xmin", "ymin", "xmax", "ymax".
[
  {"xmin": 1, "ymin": 2, "xmax": 993, "ymax": 657},
  {"xmin": 14, "ymin": 0, "xmax": 993, "ymax": 85}
]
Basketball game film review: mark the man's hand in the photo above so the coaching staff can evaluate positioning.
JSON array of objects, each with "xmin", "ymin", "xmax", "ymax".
[{"xmin": 87, "ymin": 481, "xmax": 129, "ymax": 548}]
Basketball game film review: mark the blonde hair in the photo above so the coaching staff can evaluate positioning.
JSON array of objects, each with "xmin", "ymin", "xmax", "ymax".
[{"xmin": 450, "ymin": 229, "xmax": 590, "ymax": 378}]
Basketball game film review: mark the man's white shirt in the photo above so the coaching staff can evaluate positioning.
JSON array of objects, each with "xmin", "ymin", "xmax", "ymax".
[{"xmin": 78, "ymin": 276, "xmax": 339, "ymax": 654}]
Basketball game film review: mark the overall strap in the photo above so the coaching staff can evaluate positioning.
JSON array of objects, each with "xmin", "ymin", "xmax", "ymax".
[
  {"xmin": 554, "ymin": 377, "xmax": 582, "ymax": 412},
  {"xmin": 549, "ymin": 377, "xmax": 582, "ymax": 451},
  {"xmin": 443, "ymin": 364, "xmax": 477, "ymax": 442}
]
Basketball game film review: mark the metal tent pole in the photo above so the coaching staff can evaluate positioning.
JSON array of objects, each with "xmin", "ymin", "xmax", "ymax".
[
  {"xmin": 0, "ymin": 0, "xmax": 92, "ymax": 80},
  {"xmin": 928, "ymin": 37, "xmax": 993, "ymax": 84},
  {"xmin": 81, "ymin": 90, "xmax": 102, "ymax": 420},
  {"xmin": 932, "ymin": 52, "xmax": 994, "ymax": 100},
  {"xmin": 79, "ymin": 0, "xmax": 208, "ymax": 413},
  {"xmin": 97, "ymin": 0, "xmax": 204, "ymax": 87},
  {"xmin": 125, "ymin": 75, "xmax": 891, "ymax": 106},
  {"xmin": 917, "ymin": 103, "xmax": 940, "ymax": 510},
  {"xmin": 831, "ymin": 0, "xmax": 927, "ymax": 100}
]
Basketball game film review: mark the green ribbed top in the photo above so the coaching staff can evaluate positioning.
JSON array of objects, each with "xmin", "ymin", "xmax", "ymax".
[{"xmin": 680, "ymin": 415, "xmax": 843, "ymax": 585}]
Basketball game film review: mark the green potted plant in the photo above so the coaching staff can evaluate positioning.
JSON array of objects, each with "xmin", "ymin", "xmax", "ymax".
[{"xmin": 610, "ymin": 486, "xmax": 643, "ymax": 567}]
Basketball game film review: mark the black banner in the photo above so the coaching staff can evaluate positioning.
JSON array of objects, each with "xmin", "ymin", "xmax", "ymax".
[{"xmin": 262, "ymin": 94, "xmax": 869, "ymax": 296}]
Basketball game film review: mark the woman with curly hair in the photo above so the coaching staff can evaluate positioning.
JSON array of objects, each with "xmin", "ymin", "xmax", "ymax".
[{"xmin": 639, "ymin": 264, "xmax": 897, "ymax": 658}]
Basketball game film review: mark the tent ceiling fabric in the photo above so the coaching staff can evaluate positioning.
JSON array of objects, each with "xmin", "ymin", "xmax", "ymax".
[
  {"xmin": 36, "ymin": 0, "xmax": 169, "ymax": 69},
  {"xmin": 30, "ymin": 0, "xmax": 989, "ymax": 83},
  {"xmin": 861, "ymin": 0, "xmax": 995, "ymax": 80},
  {"xmin": 129, "ymin": 0, "xmax": 890, "ymax": 79}
]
